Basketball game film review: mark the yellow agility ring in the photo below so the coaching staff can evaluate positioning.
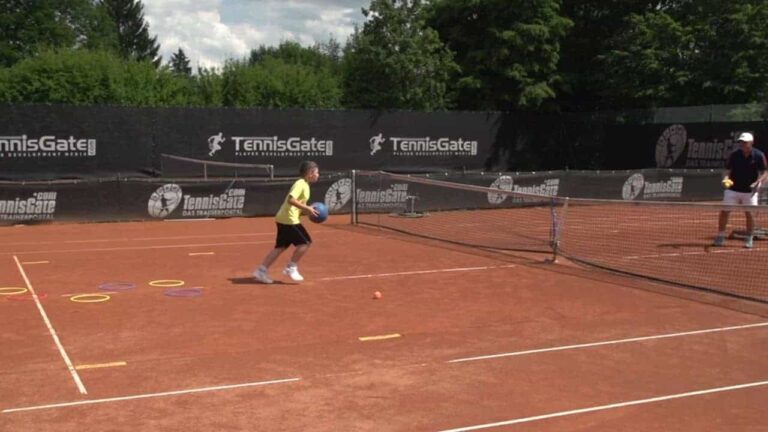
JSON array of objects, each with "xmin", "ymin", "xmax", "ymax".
[
  {"xmin": 70, "ymin": 294, "xmax": 111, "ymax": 303},
  {"xmin": 148, "ymin": 279, "xmax": 185, "ymax": 287},
  {"xmin": 0, "ymin": 287, "xmax": 28, "ymax": 295}
]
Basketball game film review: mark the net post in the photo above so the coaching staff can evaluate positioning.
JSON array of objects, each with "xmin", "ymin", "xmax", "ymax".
[
  {"xmin": 547, "ymin": 197, "xmax": 568, "ymax": 264},
  {"xmin": 203, "ymin": 162, "xmax": 208, "ymax": 180},
  {"xmin": 351, "ymin": 170, "xmax": 357, "ymax": 225}
]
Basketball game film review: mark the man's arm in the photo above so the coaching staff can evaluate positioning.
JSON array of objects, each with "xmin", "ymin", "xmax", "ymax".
[{"xmin": 751, "ymin": 154, "xmax": 768, "ymax": 189}]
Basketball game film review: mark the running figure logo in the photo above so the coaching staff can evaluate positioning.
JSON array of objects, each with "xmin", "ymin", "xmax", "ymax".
[
  {"xmin": 208, "ymin": 132, "xmax": 225, "ymax": 156},
  {"xmin": 655, "ymin": 125, "xmax": 687, "ymax": 168},
  {"xmin": 622, "ymin": 174, "xmax": 645, "ymax": 201},
  {"xmin": 148, "ymin": 184, "xmax": 183, "ymax": 218},
  {"xmin": 325, "ymin": 178, "xmax": 353, "ymax": 211},
  {"xmin": 369, "ymin": 133, "xmax": 384, "ymax": 155}
]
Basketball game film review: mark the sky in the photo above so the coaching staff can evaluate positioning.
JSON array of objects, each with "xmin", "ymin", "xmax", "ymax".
[{"xmin": 143, "ymin": 0, "xmax": 371, "ymax": 69}]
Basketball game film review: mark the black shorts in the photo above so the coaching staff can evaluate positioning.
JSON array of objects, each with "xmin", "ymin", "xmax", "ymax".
[{"xmin": 275, "ymin": 223, "xmax": 312, "ymax": 248}]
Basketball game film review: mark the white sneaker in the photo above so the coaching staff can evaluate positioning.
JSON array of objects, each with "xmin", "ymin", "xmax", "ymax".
[
  {"xmin": 253, "ymin": 269, "xmax": 273, "ymax": 284},
  {"xmin": 282, "ymin": 266, "xmax": 304, "ymax": 282}
]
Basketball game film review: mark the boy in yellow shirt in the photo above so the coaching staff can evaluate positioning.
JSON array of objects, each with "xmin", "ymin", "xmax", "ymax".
[{"xmin": 253, "ymin": 161, "xmax": 320, "ymax": 283}]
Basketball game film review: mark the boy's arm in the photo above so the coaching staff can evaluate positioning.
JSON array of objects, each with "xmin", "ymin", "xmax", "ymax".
[{"xmin": 288, "ymin": 196, "xmax": 318, "ymax": 216}]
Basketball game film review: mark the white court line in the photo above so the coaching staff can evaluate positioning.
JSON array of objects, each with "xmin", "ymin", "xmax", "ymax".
[
  {"xmin": 318, "ymin": 264, "xmax": 516, "ymax": 281},
  {"xmin": 625, "ymin": 247, "xmax": 763, "ymax": 260},
  {"xmin": 2, "ymin": 232, "xmax": 276, "ymax": 246},
  {"xmin": 164, "ymin": 218, "xmax": 215, "ymax": 221},
  {"xmin": 1, "ymin": 377, "xmax": 300, "ymax": 414},
  {"xmin": 447, "ymin": 321, "xmax": 768, "ymax": 363},
  {"xmin": 3, "ymin": 240, "xmax": 274, "ymax": 256},
  {"xmin": 436, "ymin": 380, "xmax": 768, "ymax": 432},
  {"xmin": 12, "ymin": 256, "xmax": 87, "ymax": 395}
]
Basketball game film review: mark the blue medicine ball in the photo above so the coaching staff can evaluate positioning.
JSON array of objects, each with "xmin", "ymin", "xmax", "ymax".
[{"xmin": 309, "ymin": 202, "xmax": 329, "ymax": 223}]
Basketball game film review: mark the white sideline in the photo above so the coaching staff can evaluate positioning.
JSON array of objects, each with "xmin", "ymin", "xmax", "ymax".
[
  {"xmin": 318, "ymin": 264, "xmax": 516, "ymax": 281},
  {"xmin": 12, "ymin": 256, "xmax": 87, "ymax": 395},
  {"xmin": 2, "ymin": 377, "xmax": 300, "ymax": 414},
  {"xmin": 437, "ymin": 380, "xmax": 768, "ymax": 431},
  {"xmin": 447, "ymin": 321, "xmax": 768, "ymax": 363}
]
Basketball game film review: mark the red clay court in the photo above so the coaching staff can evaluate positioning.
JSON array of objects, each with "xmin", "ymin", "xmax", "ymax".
[{"xmin": 1, "ymin": 215, "xmax": 767, "ymax": 431}]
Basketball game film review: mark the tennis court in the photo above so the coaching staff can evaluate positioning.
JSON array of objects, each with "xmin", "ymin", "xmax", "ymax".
[{"xmin": 1, "ymin": 212, "xmax": 767, "ymax": 431}]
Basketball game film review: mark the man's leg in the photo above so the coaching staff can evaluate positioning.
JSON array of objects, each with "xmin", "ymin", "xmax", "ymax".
[{"xmin": 714, "ymin": 210, "xmax": 730, "ymax": 246}]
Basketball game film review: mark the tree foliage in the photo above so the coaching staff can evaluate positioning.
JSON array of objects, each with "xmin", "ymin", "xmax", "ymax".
[
  {"xmin": 0, "ymin": 0, "xmax": 117, "ymax": 67},
  {"xmin": 99, "ymin": 0, "xmax": 161, "ymax": 66},
  {"xmin": 221, "ymin": 57, "xmax": 342, "ymax": 108},
  {"xmin": 428, "ymin": 0, "xmax": 572, "ymax": 111},
  {"xmin": 342, "ymin": 0, "xmax": 458, "ymax": 110},
  {"xmin": 578, "ymin": 0, "xmax": 768, "ymax": 108},
  {"xmin": 0, "ymin": 49, "xmax": 195, "ymax": 106},
  {"xmin": 169, "ymin": 48, "xmax": 191, "ymax": 76}
]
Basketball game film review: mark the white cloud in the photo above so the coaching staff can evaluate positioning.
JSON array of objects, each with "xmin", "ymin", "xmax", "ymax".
[{"xmin": 143, "ymin": 0, "xmax": 369, "ymax": 69}]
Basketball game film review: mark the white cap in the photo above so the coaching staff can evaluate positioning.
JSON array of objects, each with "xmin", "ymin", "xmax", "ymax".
[{"xmin": 737, "ymin": 132, "xmax": 754, "ymax": 142}]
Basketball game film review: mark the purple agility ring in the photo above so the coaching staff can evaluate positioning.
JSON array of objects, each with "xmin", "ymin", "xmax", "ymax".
[
  {"xmin": 98, "ymin": 282, "xmax": 136, "ymax": 291},
  {"xmin": 163, "ymin": 288, "xmax": 203, "ymax": 298}
]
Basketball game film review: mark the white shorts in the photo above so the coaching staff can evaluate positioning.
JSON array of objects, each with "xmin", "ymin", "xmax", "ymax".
[{"xmin": 723, "ymin": 189, "xmax": 758, "ymax": 206}]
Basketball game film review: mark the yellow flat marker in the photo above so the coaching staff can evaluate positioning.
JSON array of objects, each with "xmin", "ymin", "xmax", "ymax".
[
  {"xmin": 358, "ymin": 333, "xmax": 402, "ymax": 342},
  {"xmin": 69, "ymin": 294, "xmax": 111, "ymax": 303},
  {"xmin": 62, "ymin": 291, "xmax": 118, "ymax": 297},
  {"xmin": 22, "ymin": 261, "xmax": 49, "ymax": 265},
  {"xmin": 0, "ymin": 287, "xmax": 28, "ymax": 295},
  {"xmin": 188, "ymin": 252, "xmax": 215, "ymax": 256},
  {"xmin": 149, "ymin": 279, "xmax": 184, "ymax": 287},
  {"xmin": 75, "ymin": 361, "xmax": 127, "ymax": 371}
]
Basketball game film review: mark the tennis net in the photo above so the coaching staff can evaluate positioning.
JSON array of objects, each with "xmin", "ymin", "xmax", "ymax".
[
  {"xmin": 160, "ymin": 153, "xmax": 274, "ymax": 179},
  {"xmin": 351, "ymin": 170, "xmax": 768, "ymax": 303}
]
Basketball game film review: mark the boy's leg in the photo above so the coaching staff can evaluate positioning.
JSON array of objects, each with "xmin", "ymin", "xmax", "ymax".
[
  {"xmin": 288, "ymin": 244, "xmax": 310, "ymax": 265},
  {"xmin": 254, "ymin": 247, "xmax": 287, "ymax": 284},
  {"xmin": 283, "ymin": 225, "xmax": 312, "ymax": 282},
  {"xmin": 261, "ymin": 247, "xmax": 287, "ymax": 268}
]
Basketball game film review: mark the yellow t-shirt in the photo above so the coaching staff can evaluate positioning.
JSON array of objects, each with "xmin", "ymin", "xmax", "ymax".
[{"xmin": 275, "ymin": 178, "xmax": 310, "ymax": 225}]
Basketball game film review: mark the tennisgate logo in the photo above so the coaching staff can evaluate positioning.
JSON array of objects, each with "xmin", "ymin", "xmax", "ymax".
[
  {"xmin": 488, "ymin": 176, "xmax": 560, "ymax": 204},
  {"xmin": 368, "ymin": 134, "xmax": 478, "ymax": 157},
  {"xmin": 206, "ymin": 133, "xmax": 333, "ymax": 157},
  {"xmin": 148, "ymin": 184, "xmax": 246, "ymax": 218},
  {"xmin": 0, "ymin": 192, "xmax": 57, "ymax": 221},
  {"xmin": 656, "ymin": 125, "xmax": 740, "ymax": 168},
  {"xmin": 324, "ymin": 178, "xmax": 409, "ymax": 211},
  {"xmin": 0, "ymin": 135, "xmax": 97, "ymax": 158},
  {"xmin": 622, "ymin": 174, "xmax": 684, "ymax": 200}
]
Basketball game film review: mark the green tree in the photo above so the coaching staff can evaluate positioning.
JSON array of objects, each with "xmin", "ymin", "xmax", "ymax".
[
  {"xmin": 556, "ymin": 0, "xmax": 664, "ymax": 111},
  {"xmin": 248, "ymin": 40, "xmax": 339, "ymax": 73},
  {"xmin": 0, "ymin": 0, "xmax": 117, "ymax": 67},
  {"xmin": 599, "ymin": 0, "xmax": 768, "ymax": 107},
  {"xmin": 0, "ymin": 49, "xmax": 195, "ymax": 106},
  {"xmin": 100, "ymin": 0, "xmax": 161, "ymax": 66},
  {"xmin": 221, "ymin": 57, "xmax": 342, "ymax": 108},
  {"xmin": 428, "ymin": 0, "xmax": 572, "ymax": 111},
  {"xmin": 169, "ymin": 47, "xmax": 192, "ymax": 76},
  {"xmin": 193, "ymin": 66, "xmax": 224, "ymax": 106},
  {"xmin": 342, "ymin": 0, "xmax": 458, "ymax": 110}
]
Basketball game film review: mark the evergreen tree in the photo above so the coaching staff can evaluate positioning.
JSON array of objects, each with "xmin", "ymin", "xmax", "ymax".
[
  {"xmin": 169, "ymin": 47, "xmax": 191, "ymax": 76},
  {"xmin": 100, "ymin": 0, "xmax": 161, "ymax": 66}
]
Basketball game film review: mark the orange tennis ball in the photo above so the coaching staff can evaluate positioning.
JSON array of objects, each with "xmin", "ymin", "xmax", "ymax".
[{"xmin": 373, "ymin": 291, "xmax": 382, "ymax": 299}]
